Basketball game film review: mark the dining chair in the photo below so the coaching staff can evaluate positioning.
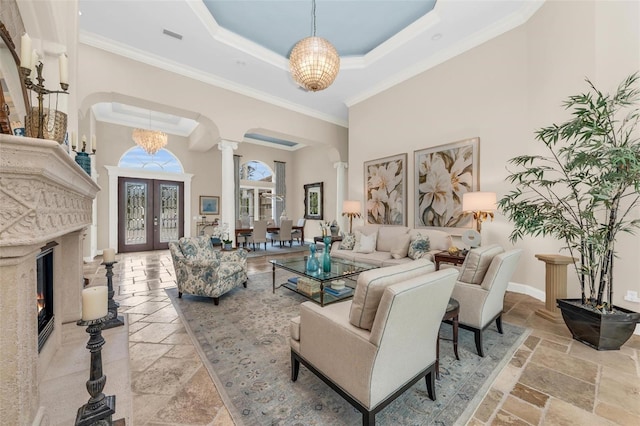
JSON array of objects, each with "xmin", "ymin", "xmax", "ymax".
[
  {"xmin": 247, "ymin": 220, "xmax": 268, "ymax": 250},
  {"xmin": 291, "ymin": 218, "xmax": 306, "ymax": 245},
  {"xmin": 271, "ymin": 219, "xmax": 293, "ymax": 247}
]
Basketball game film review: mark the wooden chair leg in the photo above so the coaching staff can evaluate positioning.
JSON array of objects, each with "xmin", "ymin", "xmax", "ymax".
[
  {"xmin": 496, "ymin": 315, "xmax": 503, "ymax": 334},
  {"xmin": 213, "ymin": 297, "xmax": 219, "ymax": 306},
  {"xmin": 362, "ymin": 411, "xmax": 375, "ymax": 426},
  {"xmin": 243, "ymin": 281, "xmax": 247, "ymax": 288},
  {"xmin": 178, "ymin": 292, "xmax": 182, "ymax": 298}
]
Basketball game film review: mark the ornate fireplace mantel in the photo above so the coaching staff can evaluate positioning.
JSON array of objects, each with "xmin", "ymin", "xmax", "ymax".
[{"xmin": 0, "ymin": 134, "xmax": 100, "ymax": 425}]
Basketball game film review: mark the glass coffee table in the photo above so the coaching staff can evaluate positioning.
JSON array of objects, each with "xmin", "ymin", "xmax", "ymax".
[{"xmin": 271, "ymin": 257, "xmax": 378, "ymax": 307}]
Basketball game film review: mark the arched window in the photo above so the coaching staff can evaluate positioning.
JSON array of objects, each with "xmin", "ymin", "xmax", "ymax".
[
  {"xmin": 118, "ymin": 146, "xmax": 184, "ymax": 173},
  {"xmin": 240, "ymin": 160, "xmax": 272, "ymax": 182}
]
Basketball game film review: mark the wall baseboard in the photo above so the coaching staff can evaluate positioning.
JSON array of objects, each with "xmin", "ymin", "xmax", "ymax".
[{"xmin": 506, "ymin": 281, "xmax": 640, "ymax": 336}]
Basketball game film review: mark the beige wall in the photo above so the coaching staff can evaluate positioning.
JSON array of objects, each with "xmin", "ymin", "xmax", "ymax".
[
  {"xmin": 348, "ymin": 0, "xmax": 640, "ymax": 309},
  {"xmin": 78, "ymin": 44, "xmax": 347, "ymax": 249}
]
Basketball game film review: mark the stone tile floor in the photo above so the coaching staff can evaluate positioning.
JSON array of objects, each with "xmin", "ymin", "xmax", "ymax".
[{"xmin": 84, "ymin": 250, "xmax": 640, "ymax": 425}]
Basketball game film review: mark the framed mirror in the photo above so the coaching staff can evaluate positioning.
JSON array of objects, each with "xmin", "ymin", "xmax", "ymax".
[{"xmin": 0, "ymin": 20, "xmax": 28, "ymax": 135}]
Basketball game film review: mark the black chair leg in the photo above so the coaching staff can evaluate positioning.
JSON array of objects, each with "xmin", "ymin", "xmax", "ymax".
[
  {"xmin": 496, "ymin": 315, "xmax": 503, "ymax": 334},
  {"xmin": 178, "ymin": 292, "xmax": 182, "ymax": 298},
  {"xmin": 243, "ymin": 281, "xmax": 247, "ymax": 288},
  {"xmin": 362, "ymin": 411, "xmax": 375, "ymax": 426},
  {"xmin": 213, "ymin": 297, "xmax": 219, "ymax": 306},
  {"xmin": 475, "ymin": 329, "xmax": 484, "ymax": 357},
  {"xmin": 291, "ymin": 352, "xmax": 300, "ymax": 381},
  {"xmin": 425, "ymin": 369, "xmax": 436, "ymax": 401}
]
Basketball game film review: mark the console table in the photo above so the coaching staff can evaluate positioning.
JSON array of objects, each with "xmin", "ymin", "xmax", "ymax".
[{"xmin": 434, "ymin": 251, "xmax": 467, "ymax": 270}]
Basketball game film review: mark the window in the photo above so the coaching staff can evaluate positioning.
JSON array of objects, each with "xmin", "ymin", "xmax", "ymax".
[
  {"xmin": 119, "ymin": 146, "xmax": 184, "ymax": 173},
  {"xmin": 240, "ymin": 160, "xmax": 272, "ymax": 182}
]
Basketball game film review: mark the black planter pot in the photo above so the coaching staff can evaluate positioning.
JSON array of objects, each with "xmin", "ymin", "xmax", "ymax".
[{"xmin": 557, "ymin": 299, "xmax": 640, "ymax": 350}]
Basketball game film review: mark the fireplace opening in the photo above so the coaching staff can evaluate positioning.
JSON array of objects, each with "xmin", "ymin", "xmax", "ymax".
[{"xmin": 37, "ymin": 243, "xmax": 56, "ymax": 352}]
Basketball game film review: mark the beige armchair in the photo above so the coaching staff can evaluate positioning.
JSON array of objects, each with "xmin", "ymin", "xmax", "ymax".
[
  {"xmin": 451, "ymin": 246, "xmax": 522, "ymax": 356},
  {"xmin": 290, "ymin": 261, "xmax": 458, "ymax": 425}
]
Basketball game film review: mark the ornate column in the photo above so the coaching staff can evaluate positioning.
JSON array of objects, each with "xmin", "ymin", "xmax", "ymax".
[
  {"xmin": 334, "ymin": 162, "xmax": 348, "ymax": 230},
  {"xmin": 218, "ymin": 140, "xmax": 238, "ymax": 244},
  {"xmin": 535, "ymin": 254, "xmax": 576, "ymax": 322}
]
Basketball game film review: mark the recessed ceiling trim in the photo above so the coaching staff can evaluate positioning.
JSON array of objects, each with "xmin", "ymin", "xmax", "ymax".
[
  {"xmin": 345, "ymin": 0, "xmax": 545, "ymax": 108},
  {"xmin": 243, "ymin": 135, "xmax": 305, "ymax": 152},
  {"xmin": 79, "ymin": 31, "xmax": 348, "ymax": 128},
  {"xmin": 186, "ymin": 0, "xmax": 287, "ymax": 70}
]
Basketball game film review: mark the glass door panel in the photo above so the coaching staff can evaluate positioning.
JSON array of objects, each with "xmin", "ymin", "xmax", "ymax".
[{"xmin": 119, "ymin": 178, "xmax": 184, "ymax": 252}]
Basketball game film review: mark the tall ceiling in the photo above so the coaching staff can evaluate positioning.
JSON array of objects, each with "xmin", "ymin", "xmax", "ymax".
[{"xmin": 78, "ymin": 0, "xmax": 543, "ymax": 130}]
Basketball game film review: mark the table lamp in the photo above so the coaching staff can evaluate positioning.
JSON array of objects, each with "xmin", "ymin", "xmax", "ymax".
[
  {"xmin": 462, "ymin": 192, "xmax": 497, "ymax": 233},
  {"xmin": 341, "ymin": 200, "xmax": 361, "ymax": 234}
]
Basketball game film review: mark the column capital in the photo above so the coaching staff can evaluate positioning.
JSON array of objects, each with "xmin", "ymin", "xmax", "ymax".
[
  {"xmin": 218, "ymin": 140, "xmax": 238, "ymax": 151},
  {"xmin": 334, "ymin": 161, "xmax": 348, "ymax": 170}
]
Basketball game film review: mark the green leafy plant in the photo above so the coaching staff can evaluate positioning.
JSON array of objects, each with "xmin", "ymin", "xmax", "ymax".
[{"xmin": 499, "ymin": 73, "xmax": 640, "ymax": 312}]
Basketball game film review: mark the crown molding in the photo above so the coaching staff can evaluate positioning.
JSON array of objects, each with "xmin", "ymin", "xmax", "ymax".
[
  {"xmin": 79, "ymin": 32, "xmax": 348, "ymax": 128},
  {"xmin": 345, "ymin": 0, "xmax": 544, "ymax": 108}
]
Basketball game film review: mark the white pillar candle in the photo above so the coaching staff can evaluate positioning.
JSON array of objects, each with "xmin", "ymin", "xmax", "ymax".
[
  {"xmin": 30, "ymin": 50, "xmax": 38, "ymax": 75},
  {"xmin": 81, "ymin": 286, "xmax": 108, "ymax": 321},
  {"xmin": 82, "ymin": 134, "xmax": 87, "ymax": 151},
  {"xmin": 103, "ymin": 248, "xmax": 115, "ymax": 263},
  {"xmin": 20, "ymin": 33, "xmax": 31, "ymax": 68},
  {"xmin": 91, "ymin": 135, "xmax": 97, "ymax": 152},
  {"xmin": 59, "ymin": 53, "xmax": 68, "ymax": 85},
  {"xmin": 71, "ymin": 132, "xmax": 77, "ymax": 149}
]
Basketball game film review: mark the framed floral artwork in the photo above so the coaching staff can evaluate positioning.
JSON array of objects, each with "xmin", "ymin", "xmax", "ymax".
[
  {"xmin": 414, "ymin": 137, "xmax": 479, "ymax": 233},
  {"xmin": 364, "ymin": 153, "xmax": 407, "ymax": 225}
]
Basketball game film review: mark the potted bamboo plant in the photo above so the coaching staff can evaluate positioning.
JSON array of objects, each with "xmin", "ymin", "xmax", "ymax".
[{"xmin": 499, "ymin": 73, "xmax": 640, "ymax": 350}]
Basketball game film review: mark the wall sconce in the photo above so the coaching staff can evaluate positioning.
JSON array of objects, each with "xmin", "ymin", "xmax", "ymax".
[
  {"xmin": 462, "ymin": 192, "xmax": 497, "ymax": 233},
  {"xmin": 341, "ymin": 200, "xmax": 361, "ymax": 234}
]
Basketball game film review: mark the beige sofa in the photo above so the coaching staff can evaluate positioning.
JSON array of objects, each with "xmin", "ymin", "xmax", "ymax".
[
  {"xmin": 290, "ymin": 260, "xmax": 458, "ymax": 425},
  {"xmin": 330, "ymin": 224, "xmax": 452, "ymax": 267}
]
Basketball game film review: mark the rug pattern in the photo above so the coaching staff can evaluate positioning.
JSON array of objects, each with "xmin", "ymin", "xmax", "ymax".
[{"xmin": 166, "ymin": 271, "xmax": 528, "ymax": 425}]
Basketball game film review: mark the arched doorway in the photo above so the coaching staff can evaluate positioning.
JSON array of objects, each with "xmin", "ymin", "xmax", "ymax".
[{"xmin": 110, "ymin": 147, "xmax": 192, "ymax": 252}]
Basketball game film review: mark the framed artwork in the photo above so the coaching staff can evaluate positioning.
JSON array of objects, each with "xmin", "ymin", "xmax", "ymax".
[
  {"xmin": 199, "ymin": 195, "xmax": 220, "ymax": 215},
  {"xmin": 364, "ymin": 153, "xmax": 407, "ymax": 225},
  {"xmin": 414, "ymin": 137, "xmax": 479, "ymax": 233},
  {"xmin": 304, "ymin": 182, "xmax": 323, "ymax": 220}
]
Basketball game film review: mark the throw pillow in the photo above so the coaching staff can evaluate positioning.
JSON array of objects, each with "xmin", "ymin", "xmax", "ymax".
[
  {"xmin": 349, "ymin": 259, "xmax": 436, "ymax": 330},
  {"xmin": 355, "ymin": 232, "xmax": 376, "ymax": 254},
  {"xmin": 459, "ymin": 244, "xmax": 504, "ymax": 285},
  {"xmin": 408, "ymin": 233, "xmax": 430, "ymax": 260},
  {"xmin": 390, "ymin": 234, "xmax": 411, "ymax": 259},
  {"xmin": 339, "ymin": 233, "xmax": 356, "ymax": 250}
]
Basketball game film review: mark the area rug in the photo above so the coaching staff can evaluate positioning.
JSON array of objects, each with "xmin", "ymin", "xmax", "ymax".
[
  {"xmin": 243, "ymin": 243, "xmax": 308, "ymax": 259},
  {"xmin": 166, "ymin": 271, "xmax": 529, "ymax": 426}
]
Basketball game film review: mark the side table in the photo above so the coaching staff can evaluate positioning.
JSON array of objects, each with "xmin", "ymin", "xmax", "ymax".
[
  {"xmin": 313, "ymin": 235, "xmax": 342, "ymax": 249},
  {"xmin": 437, "ymin": 298, "xmax": 460, "ymax": 379},
  {"xmin": 434, "ymin": 251, "xmax": 467, "ymax": 270}
]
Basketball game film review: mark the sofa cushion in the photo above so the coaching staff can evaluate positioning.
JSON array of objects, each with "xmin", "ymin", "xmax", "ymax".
[
  {"xmin": 409, "ymin": 229, "xmax": 452, "ymax": 251},
  {"xmin": 459, "ymin": 244, "xmax": 504, "ymax": 284},
  {"xmin": 390, "ymin": 234, "xmax": 411, "ymax": 259},
  {"xmin": 339, "ymin": 233, "xmax": 356, "ymax": 250},
  {"xmin": 408, "ymin": 233, "xmax": 430, "ymax": 260},
  {"xmin": 355, "ymin": 232, "xmax": 377, "ymax": 253},
  {"xmin": 349, "ymin": 259, "xmax": 435, "ymax": 330},
  {"xmin": 352, "ymin": 251, "xmax": 392, "ymax": 266},
  {"xmin": 376, "ymin": 226, "xmax": 409, "ymax": 252}
]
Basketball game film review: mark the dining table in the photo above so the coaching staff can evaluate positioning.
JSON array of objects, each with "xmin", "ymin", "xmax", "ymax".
[{"xmin": 234, "ymin": 225, "xmax": 305, "ymax": 245}]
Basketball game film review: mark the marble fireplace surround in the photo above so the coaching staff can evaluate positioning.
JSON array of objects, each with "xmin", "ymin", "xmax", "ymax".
[{"xmin": 0, "ymin": 135, "xmax": 129, "ymax": 425}]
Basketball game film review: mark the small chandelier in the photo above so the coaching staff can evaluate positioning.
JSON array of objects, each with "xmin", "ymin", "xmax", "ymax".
[
  {"xmin": 289, "ymin": 0, "xmax": 340, "ymax": 92},
  {"xmin": 132, "ymin": 109, "xmax": 167, "ymax": 155},
  {"xmin": 132, "ymin": 129, "xmax": 167, "ymax": 155}
]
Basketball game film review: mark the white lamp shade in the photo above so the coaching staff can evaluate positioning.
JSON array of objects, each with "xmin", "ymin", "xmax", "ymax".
[
  {"xmin": 343, "ymin": 200, "xmax": 361, "ymax": 214},
  {"xmin": 462, "ymin": 192, "xmax": 497, "ymax": 212}
]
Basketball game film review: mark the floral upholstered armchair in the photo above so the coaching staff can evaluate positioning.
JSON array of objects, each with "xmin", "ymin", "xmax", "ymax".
[{"xmin": 169, "ymin": 236, "xmax": 248, "ymax": 305}]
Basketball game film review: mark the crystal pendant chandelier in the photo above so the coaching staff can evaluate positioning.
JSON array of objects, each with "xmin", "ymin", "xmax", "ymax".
[
  {"xmin": 289, "ymin": 0, "xmax": 340, "ymax": 92},
  {"xmin": 132, "ymin": 110, "xmax": 168, "ymax": 155}
]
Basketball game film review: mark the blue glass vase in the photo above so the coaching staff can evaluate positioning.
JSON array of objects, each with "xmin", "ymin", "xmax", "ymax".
[
  {"xmin": 322, "ymin": 236, "xmax": 332, "ymax": 273},
  {"xmin": 306, "ymin": 243, "xmax": 319, "ymax": 273}
]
